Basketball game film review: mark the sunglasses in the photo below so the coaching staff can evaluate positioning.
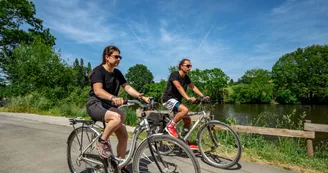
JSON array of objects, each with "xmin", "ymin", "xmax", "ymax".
[
  {"xmin": 110, "ymin": 55, "xmax": 122, "ymax": 60},
  {"xmin": 183, "ymin": 64, "xmax": 192, "ymax": 68}
]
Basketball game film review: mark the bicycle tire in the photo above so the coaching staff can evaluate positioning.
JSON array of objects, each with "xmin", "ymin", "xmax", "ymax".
[
  {"xmin": 197, "ymin": 120, "xmax": 242, "ymax": 169},
  {"xmin": 132, "ymin": 134, "xmax": 201, "ymax": 173},
  {"xmin": 67, "ymin": 127, "xmax": 108, "ymax": 173}
]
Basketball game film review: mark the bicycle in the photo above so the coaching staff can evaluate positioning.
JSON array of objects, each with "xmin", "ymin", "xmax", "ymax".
[
  {"xmin": 66, "ymin": 99, "xmax": 201, "ymax": 173},
  {"xmin": 159, "ymin": 97, "xmax": 242, "ymax": 169}
]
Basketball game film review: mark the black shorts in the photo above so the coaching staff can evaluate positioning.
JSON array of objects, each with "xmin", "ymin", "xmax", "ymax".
[{"xmin": 86, "ymin": 96, "xmax": 120, "ymax": 122}]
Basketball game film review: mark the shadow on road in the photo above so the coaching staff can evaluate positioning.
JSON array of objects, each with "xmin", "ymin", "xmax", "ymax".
[{"xmin": 194, "ymin": 151, "xmax": 242, "ymax": 171}]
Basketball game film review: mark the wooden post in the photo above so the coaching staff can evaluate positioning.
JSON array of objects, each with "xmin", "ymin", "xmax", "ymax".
[{"xmin": 305, "ymin": 120, "xmax": 314, "ymax": 157}]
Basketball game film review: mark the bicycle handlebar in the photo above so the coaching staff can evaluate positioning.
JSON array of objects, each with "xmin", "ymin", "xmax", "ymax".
[
  {"xmin": 195, "ymin": 96, "xmax": 211, "ymax": 104},
  {"xmin": 119, "ymin": 97, "xmax": 156, "ymax": 110}
]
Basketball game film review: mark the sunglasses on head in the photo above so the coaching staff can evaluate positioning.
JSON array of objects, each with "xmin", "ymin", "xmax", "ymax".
[
  {"xmin": 183, "ymin": 64, "xmax": 192, "ymax": 68},
  {"xmin": 110, "ymin": 55, "xmax": 122, "ymax": 60}
]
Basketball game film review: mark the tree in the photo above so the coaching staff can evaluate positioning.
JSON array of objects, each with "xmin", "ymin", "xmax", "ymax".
[
  {"xmin": 6, "ymin": 37, "xmax": 72, "ymax": 99},
  {"xmin": 72, "ymin": 58, "xmax": 90, "ymax": 88},
  {"xmin": 229, "ymin": 79, "xmax": 234, "ymax": 86},
  {"xmin": 230, "ymin": 68, "xmax": 273, "ymax": 103},
  {"xmin": 125, "ymin": 64, "xmax": 154, "ymax": 93},
  {"xmin": 272, "ymin": 45, "xmax": 328, "ymax": 104},
  {"xmin": 168, "ymin": 65, "xmax": 178, "ymax": 73},
  {"xmin": 0, "ymin": 0, "xmax": 55, "ymax": 80},
  {"xmin": 87, "ymin": 62, "xmax": 92, "ymax": 75},
  {"xmin": 73, "ymin": 58, "xmax": 79, "ymax": 67},
  {"xmin": 240, "ymin": 69, "xmax": 271, "ymax": 84},
  {"xmin": 144, "ymin": 80, "xmax": 167, "ymax": 102},
  {"xmin": 188, "ymin": 68, "xmax": 229, "ymax": 102}
]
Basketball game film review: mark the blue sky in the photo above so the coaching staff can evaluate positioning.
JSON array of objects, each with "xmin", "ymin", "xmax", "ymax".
[{"xmin": 31, "ymin": 0, "xmax": 328, "ymax": 81}]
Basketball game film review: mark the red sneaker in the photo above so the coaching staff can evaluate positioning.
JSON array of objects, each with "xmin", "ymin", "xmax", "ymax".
[
  {"xmin": 165, "ymin": 124, "xmax": 178, "ymax": 137},
  {"xmin": 187, "ymin": 140, "xmax": 199, "ymax": 150}
]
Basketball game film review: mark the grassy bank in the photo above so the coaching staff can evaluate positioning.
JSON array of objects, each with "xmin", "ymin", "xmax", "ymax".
[{"xmin": 1, "ymin": 97, "xmax": 327, "ymax": 173}]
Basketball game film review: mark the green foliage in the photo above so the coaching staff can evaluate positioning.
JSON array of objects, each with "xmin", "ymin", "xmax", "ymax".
[
  {"xmin": 143, "ymin": 79, "xmax": 167, "ymax": 103},
  {"xmin": 0, "ymin": 0, "xmax": 55, "ymax": 78},
  {"xmin": 251, "ymin": 109, "xmax": 306, "ymax": 130},
  {"xmin": 72, "ymin": 58, "xmax": 90, "ymax": 88},
  {"xmin": 252, "ymin": 112, "xmax": 279, "ymax": 127},
  {"xmin": 168, "ymin": 65, "xmax": 178, "ymax": 73},
  {"xmin": 60, "ymin": 87, "xmax": 89, "ymax": 107},
  {"xmin": 315, "ymin": 141, "xmax": 328, "ymax": 159},
  {"xmin": 58, "ymin": 103, "xmax": 88, "ymax": 118},
  {"xmin": 229, "ymin": 79, "xmax": 234, "ymax": 86},
  {"xmin": 125, "ymin": 64, "xmax": 154, "ymax": 93},
  {"xmin": 275, "ymin": 89, "xmax": 299, "ymax": 104},
  {"xmin": 6, "ymin": 92, "xmax": 53, "ymax": 112},
  {"xmin": 229, "ymin": 69, "xmax": 274, "ymax": 103},
  {"xmin": 0, "ymin": 85, "xmax": 9, "ymax": 98},
  {"xmin": 123, "ymin": 107, "xmax": 138, "ymax": 126},
  {"xmin": 240, "ymin": 69, "xmax": 271, "ymax": 84},
  {"xmin": 188, "ymin": 68, "xmax": 229, "ymax": 102},
  {"xmin": 272, "ymin": 45, "xmax": 328, "ymax": 104},
  {"xmin": 6, "ymin": 37, "xmax": 73, "ymax": 98},
  {"xmin": 276, "ymin": 109, "xmax": 306, "ymax": 130},
  {"xmin": 238, "ymin": 109, "xmax": 327, "ymax": 172}
]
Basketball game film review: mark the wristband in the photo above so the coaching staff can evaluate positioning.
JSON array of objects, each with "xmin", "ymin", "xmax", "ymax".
[
  {"xmin": 138, "ymin": 94, "xmax": 143, "ymax": 100},
  {"xmin": 110, "ymin": 95, "xmax": 116, "ymax": 101}
]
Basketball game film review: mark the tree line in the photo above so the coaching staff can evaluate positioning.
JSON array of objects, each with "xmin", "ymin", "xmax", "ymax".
[{"xmin": 1, "ymin": 0, "xmax": 328, "ymax": 107}]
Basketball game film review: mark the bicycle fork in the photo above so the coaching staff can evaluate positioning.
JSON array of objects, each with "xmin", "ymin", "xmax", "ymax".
[
  {"xmin": 206, "ymin": 124, "xmax": 220, "ymax": 148},
  {"xmin": 147, "ymin": 136, "xmax": 171, "ymax": 173}
]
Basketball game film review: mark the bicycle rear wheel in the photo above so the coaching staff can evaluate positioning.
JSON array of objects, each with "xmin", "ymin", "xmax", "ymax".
[
  {"xmin": 197, "ymin": 121, "xmax": 242, "ymax": 169},
  {"xmin": 67, "ymin": 127, "xmax": 107, "ymax": 173},
  {"xmin": 133, "ymin": 135, "xmax": 201, "ymax": 173}
]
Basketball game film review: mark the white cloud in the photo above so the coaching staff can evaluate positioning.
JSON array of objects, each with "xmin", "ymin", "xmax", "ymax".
[
  {"xmin": 32, "ymin": 0, "xmax": 328, "ymax": 81},
  {"xmin": 271, "ymin": 0, "xmax": 296, "ymax": 15},
  {"xmin": 40, "ymin": 0, "xmax": 123, "ymax": 44}
]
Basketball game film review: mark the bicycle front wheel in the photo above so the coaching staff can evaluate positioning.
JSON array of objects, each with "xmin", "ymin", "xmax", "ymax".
[
  {"xmin": 67, "ymin": 127, "xmax": 107, "ymax": 173},
  {"xmin": 197, "ymin": 121, "xmax": 242, "ymax": 168},
  {"xmin": 133, "ymin": 135, "xmax": 201, "ymax": 173}
]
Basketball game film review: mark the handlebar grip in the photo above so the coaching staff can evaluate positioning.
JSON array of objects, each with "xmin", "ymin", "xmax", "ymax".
[
  {"xmin": 196, "ymin": 97, "xmax": 211, "ymax": 103},
  {"xmin": 123, "ymin": 100, "xmax": 129, "ymax": 105}
]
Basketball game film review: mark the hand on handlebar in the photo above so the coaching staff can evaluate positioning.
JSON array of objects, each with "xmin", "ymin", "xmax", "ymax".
[
  {"xmin": 200, "ymin": 96, "xmax": 211, "ymax": 102},
  {"xmin": 111, "ymin": 97, "xmax": 125, "ymax": 106},
  {"xmin": 137, "ymin": 93, "xmax": 151, "ymax": 104},
  {"xmin": 141, "ymin": 96, "xmax": 151, "ymax": 104},
  {"xmin": 188, "ymin": 97, "xmax": 197, "ymax": 103}
]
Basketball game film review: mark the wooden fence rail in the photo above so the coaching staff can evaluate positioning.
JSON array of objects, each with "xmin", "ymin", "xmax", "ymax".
[{"xmin": 139, "ymin": 110, "xmax": 328, "ymax": 157}]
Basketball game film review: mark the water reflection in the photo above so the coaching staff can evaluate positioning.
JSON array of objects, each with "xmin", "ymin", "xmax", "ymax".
[{"xmin": 211, "ymin": 104, "xmax": 328, "ymax": 125}]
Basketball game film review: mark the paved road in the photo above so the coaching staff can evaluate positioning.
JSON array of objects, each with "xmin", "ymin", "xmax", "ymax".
[{"xmin": 0, "ymin": 112, "xmax": 298, "ymax": 173}]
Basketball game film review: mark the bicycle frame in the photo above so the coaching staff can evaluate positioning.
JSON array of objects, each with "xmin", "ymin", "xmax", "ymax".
[
  {"xmin": 71, "ymin": 99, "xmax": 168, "ymax": 172},
  {"xmin": 116, "ymin": 116, "xmax": 150, "ymax": 169},
  {"xmin": 179, "ymin": 103, "xmax": 213, "ymax": 142}
]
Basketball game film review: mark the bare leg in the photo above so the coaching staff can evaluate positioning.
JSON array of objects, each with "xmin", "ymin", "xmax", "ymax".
[
  {"xmin": 114, "ymin": 125, "xmax": 128, "ymax": 158},
  {"xmin": 182, "ymin": 116, "xmax": 191, "ymax": 130},
  {"xmin": 173, "ymin": 104, "xmax": 189, "ymax": 124},
  {"xmin": 101, "ymin": 108, "xmax": 125, "ymax": 141}
]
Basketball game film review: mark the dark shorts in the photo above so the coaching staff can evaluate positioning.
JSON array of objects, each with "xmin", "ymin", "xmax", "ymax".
[
  {"xmin": 86, "ymin": 96, "xmax": 121, "ymax": 122},
  {"xmin": 173, "ymin": 102, "xmax": 180, "ymax": 112}
]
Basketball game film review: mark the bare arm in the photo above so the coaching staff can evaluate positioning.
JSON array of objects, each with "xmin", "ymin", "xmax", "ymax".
[
  {"xmin": 122, "ymin": 83, "xmax": 150, "ymax": 103},
  {"xmin": 93, "ymin": 82, "xmax": 115, "ymax": 101},
  {"xmin": 122, "ymin": 83, "xmax": 142, "ymax": 98},
  {"xmin": 172, "ymin": 80, "xmax": 192, "ymax": 101}
]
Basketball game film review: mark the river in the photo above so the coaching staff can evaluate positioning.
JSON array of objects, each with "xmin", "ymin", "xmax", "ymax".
[{"xmin": 208, "ymin": 104, "xmax": 328, "ymax": 140}]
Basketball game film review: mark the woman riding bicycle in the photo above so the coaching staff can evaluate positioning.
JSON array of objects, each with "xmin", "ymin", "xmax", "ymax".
[
  {"xmin": 162, "ymin": 58, "xmax": 209, "ymax": 150},
  {"xmin": 86, "ymin": 45, "xmax": 150, "ymax": 172}
]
